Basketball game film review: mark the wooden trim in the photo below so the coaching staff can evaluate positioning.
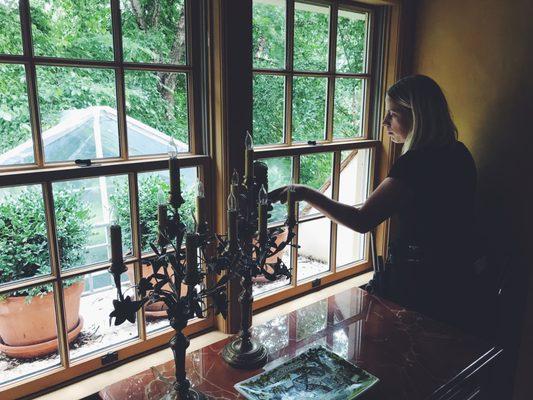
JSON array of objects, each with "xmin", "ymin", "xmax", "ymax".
[
  {"xmin": 254, "ymin": 139, "xmax": 379, "ymax": 158},
  {"xmin": 0, "ymin": 57, "xmax": 193, "ymax": 73},
  {"xmin": 42, "ymin": 182, "xmax": 70, "ymax": 369},
  {"xmin": 252, "ymin": 69, "xmax": 371, "ymax": 79},
  {"xmin": 0, "ymin": 317, "xmax": 212, "ymax": 400},
  {"xmin": 0, "ymin": 155, "xmax": 209, "ymax": 187},
  {"xmin": 20, "ymin": 0, "xmax": 43, "ymax": 168},
  {"xmin": 253, "ymin": 260, "xmax": 371, "ymax": 311}
]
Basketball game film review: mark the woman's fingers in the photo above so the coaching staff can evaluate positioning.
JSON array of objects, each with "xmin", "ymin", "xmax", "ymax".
[{"xmin": 268, "ymin": 186, "xmax": 288, "ymax": 203}]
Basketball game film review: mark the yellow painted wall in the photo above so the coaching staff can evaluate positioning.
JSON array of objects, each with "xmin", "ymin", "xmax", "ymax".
[{"xmin": 410, "ymin": 0, "xmax": 533, "ymax": 398}]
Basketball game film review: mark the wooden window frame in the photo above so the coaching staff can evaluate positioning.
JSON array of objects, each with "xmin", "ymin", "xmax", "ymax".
[
  {"xmin": 0, "ymin": 0, "xmax": 407, "ymax": 396},
  {"xmin": 0, "ymin": 1, "xmax": 213, "ymax": 399},
  {"xmin": 248, "ymin": 0, "xmax": 382, "ymax": 310}
]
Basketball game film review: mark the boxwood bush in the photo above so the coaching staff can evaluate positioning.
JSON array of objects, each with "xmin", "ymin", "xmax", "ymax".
[
  {"xmin": 0, "ymin": 187, "xmax": 91, "ymax": 297},
  {"xmin": 109, "ymin": 174, "xmax": 196, "ymax": 253}
]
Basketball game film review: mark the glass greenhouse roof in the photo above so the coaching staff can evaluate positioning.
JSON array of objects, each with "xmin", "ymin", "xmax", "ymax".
[{"xmin": 0, "ymin": 106, "xmax": 188, "ymax": 164}]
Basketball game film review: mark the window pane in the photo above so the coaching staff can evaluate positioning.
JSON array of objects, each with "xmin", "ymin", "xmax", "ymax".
[
  {"xmin": 69, "ymin": 270, "xmax": 138, "ymax": 361},
  {"xmin": 110, "ymin": 168, "xmax": 198, "ymax": 255},
  {"xmin": 253, "ymin": 0, "xmax": 285, "ymax": 69},
  {"xmin": 339, "ymin": 149, "xmax": 371, "ymax": 206},
  {"xmin": 253, "ymin": 74, "xmax": 284, "ymax": 146},
  {"xmin": 36, "ymin": 66, "xmax": 119, "ymax": 162},
  {"xmin": 121, "ymin": 0, "xmax": 186, "ymax": 65},
  {"xmin": 336, "ymin": 9, "xmax": 367, "ymax": 73},
  {"xmin": 0, "ymin": 64, "xmax": 34, "ymax": 166},
  {"xmin": 293, "ymin": 2, "xmax": 329, "ymax": 71},
  {"xmin": 0, "ymin": 185, "xmax": 50, "ymax": 286},
  {"xmin": 297, "ymin": 217, "xmax": 330, "ymax": 281},
  {"xmin": 336, "ymin": 224, "xmax": 365, "ymax": 269},
  {"xmin": 125, "ymin": 70, "xmax": 189, "ymax": 156},
  {"xmin": 263, "ymin": 157, "xmax": 292, "ymax": 223},
  {"xmin": 0, "ymin": 284, "xmax": 61, "ymax": 386},
  {"xmin": 292, "ymin": 76, "xmax": 327, "ymax": 143},
  {"xmin": 53, "ymin": 175, "xmax": 131, "ymax": 271},
  {"xmin": 30, "ymin": 0, "xmax": 113, "ymax": 60},
  {"xmin": 333, "ymin": 78, "xmax": 364, "ymax": 139},
  {"xmin": 0, "ymin": 0, "xmax": 23, "ymax": 55},
  {"xmin": 299, "ymin": 152, "xmax": 332, "ymax": 217}
]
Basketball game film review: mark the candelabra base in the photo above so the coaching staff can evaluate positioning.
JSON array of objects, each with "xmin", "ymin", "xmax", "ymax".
[
  {"xmin": 172, "ymin": 388, "xmax": 208, "ymax": 400},
  {"xmin": 222, "ymin": 337, "xmax": 268, "ymax": 370}
]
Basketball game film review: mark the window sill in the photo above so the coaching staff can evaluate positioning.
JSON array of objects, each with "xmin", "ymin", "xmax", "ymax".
[{"xmin": 33, "ymin": 271, "xmax": 373, "ymax": 400}]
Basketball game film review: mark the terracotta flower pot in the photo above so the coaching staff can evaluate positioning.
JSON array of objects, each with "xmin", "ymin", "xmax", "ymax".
[
  {"xmin": 0, "ymin": 281, "xmax": 84, "ymax": 359},
  {"xmin": 126, "ymin": 264, "xmax": 188, "ymax": 319}
]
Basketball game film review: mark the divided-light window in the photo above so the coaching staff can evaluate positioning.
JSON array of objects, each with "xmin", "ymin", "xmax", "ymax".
[
  {"xmin": 0, "ymin": 0, "xmax": 209, "ymax": 395},
  {"xmin": 251, "ymin": 0, "xmax": 377, "ymax": 301}
]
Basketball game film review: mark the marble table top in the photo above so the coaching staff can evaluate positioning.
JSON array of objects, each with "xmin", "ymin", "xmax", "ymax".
[{"xmin": 99, "ymin": 286, "xmax": 500, "ymax": 400}]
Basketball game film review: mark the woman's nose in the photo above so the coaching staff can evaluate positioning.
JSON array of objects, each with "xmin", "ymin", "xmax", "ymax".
[{"xmin": 382, "ymin": 114, "xmax": 390, "ymax": 127}]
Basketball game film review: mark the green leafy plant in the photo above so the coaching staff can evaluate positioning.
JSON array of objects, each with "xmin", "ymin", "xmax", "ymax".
[
  {"xmin": 0, "ymin": 187, "xmax": 91, "ymax": 298},
  {"xmin": 109, "ymin": 174, "xmax": 196, "ymax": 253}
]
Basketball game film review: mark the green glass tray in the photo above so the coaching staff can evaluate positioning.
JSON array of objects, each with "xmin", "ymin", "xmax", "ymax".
[{"xmin": 234, "ymin": 346, "xmax": 379, "ymax": 400}]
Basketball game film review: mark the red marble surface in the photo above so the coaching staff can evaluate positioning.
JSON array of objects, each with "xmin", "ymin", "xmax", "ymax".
[{"xmin": 99, "ymin": 287, "xmax": 496, "ymax": 400}]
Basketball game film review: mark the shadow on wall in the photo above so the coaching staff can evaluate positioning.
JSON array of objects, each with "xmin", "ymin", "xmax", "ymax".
[{"xmin": 470, "ymin": 80, "xmax": 532, "ymax": 398}]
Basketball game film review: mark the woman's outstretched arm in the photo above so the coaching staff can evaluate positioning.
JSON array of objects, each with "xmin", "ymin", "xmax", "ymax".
[{"xmin": 269, "ymin": 177, "xmax": 412, "ymax": 233}]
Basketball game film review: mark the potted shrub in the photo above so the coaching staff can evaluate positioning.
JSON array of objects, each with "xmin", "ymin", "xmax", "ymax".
[
  {"xmin": 0, "ymin": 187, "xmax": 91, "ymax": 358},
  {"xmin": 110, "ymin": 174, "xmax": 195, "ymax": 318}
]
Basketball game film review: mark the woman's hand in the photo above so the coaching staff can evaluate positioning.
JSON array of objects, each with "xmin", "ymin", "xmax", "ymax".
[{"xmin": 268, "ymin": 184, "xmax": 309, "ymax": 204}]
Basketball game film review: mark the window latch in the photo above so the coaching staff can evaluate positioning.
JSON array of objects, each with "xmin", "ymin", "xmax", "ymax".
[
  {"xmin": 307, "ymin": 140, "xmax": 317, "ymax": 145},
  {"xmin": 101, "ymin": 351, "xmax": 118, "ymax": 365},
  {"xmin": 75, "ymin": 158, "xmax": 92, "ymax": 167}
]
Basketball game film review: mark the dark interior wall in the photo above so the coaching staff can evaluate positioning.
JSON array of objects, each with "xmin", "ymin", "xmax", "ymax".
[{"xmin": 409, "ymin": 0, "xmax": 533, "ymax": 398}]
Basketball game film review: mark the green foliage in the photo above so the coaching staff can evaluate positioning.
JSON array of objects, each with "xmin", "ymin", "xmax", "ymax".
[
  {"xmin": 293, "ymin": 5, "xmax": 329, "ymax": 71},
  {"xmin": 252, "ymin": 2, "xmax": 285, "ymax": 69},
  {"xmin": 253, "ymin": 74, "xmax": 284, "ymax": 145},
  {"xmin": 300, "ymin": 153, "xmax": 332, "ymax": 194},
  {"xmin": 0, "ymin": 0, "xmax": 188, "ymax": 161},
  {"xmin": 0, "ymin": 0, "xmax": 23, "ymax": 55},
  {"xmin": 109, "ymin": 174, "xmax": 196, "ymax": 252},
  {"xmin": 0, "ymin": 187, "xmax": 91, "ymax": 297}
]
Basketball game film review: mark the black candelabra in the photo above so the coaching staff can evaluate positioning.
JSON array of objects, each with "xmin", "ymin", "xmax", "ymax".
[
  {"xmin": 210, "ymin": 132, "xmax": 297, "ymax": 369},
  {"xmin": 108, "ymin": 154, "xmax": 228, "ymax": 400}
]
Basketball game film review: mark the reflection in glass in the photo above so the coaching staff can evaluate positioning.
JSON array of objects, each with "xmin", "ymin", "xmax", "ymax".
[
  {"xmin": 125, "ymin": 70, "xmax": 189, "ymax": 156},
  {"xmin": 30, "ymin": 0, "xmax": 113, "ymax": 60},
  {"xmin": 294, "ymin": 2, "xmax": 330, "ymax": 71},
  {"xmin": 253, "ymin": 74, "xmax": 285, "ymax": 145},
  {"xmin": 0, "ymin": 284, "xmax": 61, "ymax": 386},
  {"xmin": 0, "ymin": 64, "xmax": 34, "ymax": 165},
  {"xmin": 297, "ymin": 218, "xmax": 330, "ymax": 282},
  {"xmin": 121, "ymin": 0, "xmax": 186, "ymax": 64},
  {"xmin": 292, "ymin": 76, "xmax": 327, "ymax": 143},
  {"xmin": 263, "ymin": 157, "xmax": 292, "ymax": 223},
  {"xmin": 296, "ymin": 299, "xmax": 327, "ymax": 341},
  {"xmin": 36, "ymin": 66, "xmax": 119, "ymax": 162},
  {"xmin": 334, "ymin": 78, "xmax": 364, "ymax": 139},
  {"xmin": 253, "ymin": 0, "xmax": 285, "ymax": 69},
  {"xmin": 0, "ymin": 0, "xmax": 23, "ymax": 55},
  {"xmin": 69, "ymin": 271, "xmax": 138, "ymax": 360},
  {"xmin": 339, "ymin": 149, "xmax": 370, "ymax": 206},
  {"xmin": 336, "ymin": 10, "xmax": 367, "ymax": 73},
  {"xmin": 53, "ymin": 175, "xmax": 131, "ymax": 270},
  {"xmin": 299, "ymin": 152, "xmax": 332, "ymax": 217},
  {"xmin": 252, "ymin": 315, "xmax": 289, "ymax": 354},
  {"xmin": 0, "ymin": 185, "xmax": 51, "ymax": 284}
]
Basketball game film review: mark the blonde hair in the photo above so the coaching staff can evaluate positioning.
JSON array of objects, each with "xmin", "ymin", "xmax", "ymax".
[{"xmin": 387, "ymin": 75, "xmax": 457, "ymax": 153}]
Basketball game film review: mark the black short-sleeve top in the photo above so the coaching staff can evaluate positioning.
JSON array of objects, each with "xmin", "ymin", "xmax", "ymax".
[{"xmin": 387, "ymin": 141, "xmax": 477, "ymax": 261}]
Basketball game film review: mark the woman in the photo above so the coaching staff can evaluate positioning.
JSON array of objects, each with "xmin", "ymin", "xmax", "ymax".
[{"xmin": 270, "ymin": 75, "xmax": 478, "ymax": 330}]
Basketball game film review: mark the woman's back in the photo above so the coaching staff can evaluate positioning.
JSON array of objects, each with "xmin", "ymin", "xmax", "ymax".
[{"xmin": 389, "ymin": 140, "xmax": 477, "ymax": 261}]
